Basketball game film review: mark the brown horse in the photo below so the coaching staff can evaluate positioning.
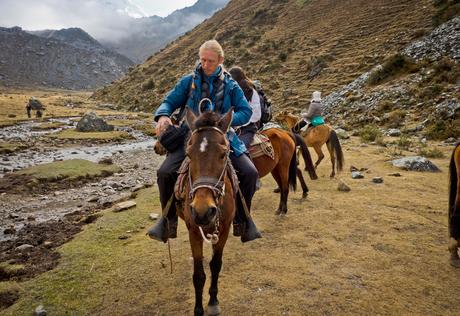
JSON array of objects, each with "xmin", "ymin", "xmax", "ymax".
[
  {"xmin": 275, "ymin": 111, "xmax": 344, "ymax": 178},
  {"xmin": 448, "ymin": 143, "xmax": 460, "ymax": 268},
  {"xmin": 156, "ymin": 127, "xmax": 317, "ymax": 215},
  {"xmin": 181, "ymin": 109, "xmax": 236, "ymax": 315},
  {"xmin": 252, "ymin": 128, "xmax": 317, "ymax": 214}
]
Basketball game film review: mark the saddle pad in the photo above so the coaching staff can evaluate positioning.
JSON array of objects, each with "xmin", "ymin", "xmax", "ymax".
[{"xmin": 249, "ymin": 133, "xmax": 275, "ymax": 160}]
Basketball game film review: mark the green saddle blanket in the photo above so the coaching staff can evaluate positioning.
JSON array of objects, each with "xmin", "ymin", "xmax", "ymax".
[{"xmin": 311, "ymin": 116, "xmax": 325, "ymax": 127}]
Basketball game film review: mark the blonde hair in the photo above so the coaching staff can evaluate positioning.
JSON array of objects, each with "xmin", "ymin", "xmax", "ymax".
[{"xmin": 199, "ymin": 40, "xmax": 224, "ymax": 58}]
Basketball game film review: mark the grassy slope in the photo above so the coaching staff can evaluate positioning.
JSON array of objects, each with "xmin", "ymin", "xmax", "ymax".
[
  {"xmin": 3, "ymin": 138, "xmax": 460, "ymax": 315},
  {"xmin": 93, "ymin": 0, "xmax": 435, "ymax": 112},
  {"xmin": 16, "ymin": 159, "xmax": 122, "ymax": 181}
]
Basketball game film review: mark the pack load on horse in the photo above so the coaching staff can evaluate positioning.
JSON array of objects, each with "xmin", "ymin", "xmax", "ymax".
[
  {"xmin": 448, "ymin": 143, "xmax": 460, "ymax": 267},
  {"xmin": 26, "ymin": 97, "xmax": 45, "ymax": 118},
  {"xmin": 275, "ymin": 91, "xmax": 344, "ymax": 178}
]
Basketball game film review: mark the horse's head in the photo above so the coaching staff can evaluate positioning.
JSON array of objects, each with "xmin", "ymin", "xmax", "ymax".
[
  {"xmin": 274, "ymin": 110, "xmax": 299, "ymax": 129},
  {"xmin": 185, "ymin": 107, "xmax": 232, "ymax": 227}
]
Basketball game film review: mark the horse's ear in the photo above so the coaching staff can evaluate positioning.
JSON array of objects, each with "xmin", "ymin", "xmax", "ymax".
[
  {"xmin": 218, "ymin": 107, "xmax": 233, "ymax": 132},
  {"xmin": 185, "ymin": 107, "xmax": 197, "ymax": 130}
]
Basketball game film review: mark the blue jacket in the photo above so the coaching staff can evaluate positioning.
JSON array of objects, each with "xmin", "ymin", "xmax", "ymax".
[{"xmin": 154, "ymin": 65, "xmax": 252, "ymax": 156}]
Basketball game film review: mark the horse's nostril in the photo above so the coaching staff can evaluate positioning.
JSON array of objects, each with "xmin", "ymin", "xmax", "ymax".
[{"xmin": 208, "ymin": 207, "xmax": 217, "ymax": 217}]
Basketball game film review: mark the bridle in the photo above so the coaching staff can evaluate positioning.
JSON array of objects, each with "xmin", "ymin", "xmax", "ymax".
[
  {"xmin": 188, "ymin": 126, "xmax": 229, "ymax": 202},
  {"xmin": 187, "ymin": 125, "xmax": 230, "ymax": 245}
]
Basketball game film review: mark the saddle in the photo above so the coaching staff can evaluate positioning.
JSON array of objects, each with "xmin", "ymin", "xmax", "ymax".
[
  {"xmin": 248, "ymin": 132, "xmax": 275, "ymax": 160},
  {"xmin": 174, "ymin": 157, "xmax": 239, "ymax": 203}
]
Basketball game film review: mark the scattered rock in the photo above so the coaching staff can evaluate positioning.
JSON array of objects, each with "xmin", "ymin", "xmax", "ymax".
[
  {"xmin": 372, "ymin": 177, "xmax": 384, "ymax": 184},
  {"xmin": 34, "ymin": 305, "xmax": 47, "ymax": 316},
  {"xmin": 149, "ymin": 213, "xmax": 160, "ymax": 220},
  {"xmin": 4, "ymin": 227, "xmax": 16, "ymax": 234},
  {"xmin": 76, "ymin": 112, "xmax": 114, "ymax": 132},
  {"xmin": 335, "ymin": 128, "xmax": 350, "ymax": 139},
  {"xmin": 15, "ymin": 244, "xmax": 34, "ymax": 251},
  {"xmin": 391, "ymin": 156, "xmax": 441, "ymax": 172},
  {"xmin": 113, "ymin": 200, "xmax": 136, "ymax": 212},
  {"xmin": 118, "ymin": 235, "xmax": 129, "ymax": 240},
  {"xmin": 98, "ymin": 157, "xmax": 113, "ymax": 165},
  {"xmin": 388, "ymin": 172, "xmax": 402, "ymax": 177},
  {"xmin": 338, "ymin": 179, "xmax": 351, "ymax": 192},
  {"xmin": 387, "ymin": 129, "xmax": 401, "ymax": 137},
  {"xmin": 350, "ymin": 166, "xmax": 358, "ymax": 172},
  {"xmin": 132, "ymin": 184, "xmax": 144, "ymax": 192},
  {"xmin": 351, "ymin": 171, "xmax": 364, "ymax": 179},
  {"xmin": 87, "ymin": 196, "xmax": 99, "ymax": 203}
]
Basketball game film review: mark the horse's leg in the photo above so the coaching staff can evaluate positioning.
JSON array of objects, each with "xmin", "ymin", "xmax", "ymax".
[
  {"xmin": 207, "ymin": 246, "xmax": 223, "ymax": 315},
  {"xmin": 272, "ymin": 167, "xmax": 288, "ymax": 215},
  {"xmin": 296, "ymin": 167, "xmax": 309, "ymax": 198},
  {"xmin": 326, "ymin": 140, "xmax": 336, "ymax": 178},
  {"xmin": 190, "ymin": 232, "xmax": 206, "ymax": 316},
  {"xmin": 312, "ymin": 144, "xmax": 324, "ymax": 169}
]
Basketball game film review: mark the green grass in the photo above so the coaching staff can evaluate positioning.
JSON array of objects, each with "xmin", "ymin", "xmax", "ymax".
[
  {"xmin": 0, "ymin": 142, "xmax": 27, "ymax": 154},
  {"xmin": 418, "ymin": 147, "xmax": 445, "ymax": 158},
  {"xmin": 48, "ymin": 128, "xmax": 133, "ymax": 141},
  {"xmin": 16, "ymin": 159, "xmax": 121, "ymax": 182},
  {"xmin": 2, "ymin": 188, "xmax": 163, "ymax": 315}
]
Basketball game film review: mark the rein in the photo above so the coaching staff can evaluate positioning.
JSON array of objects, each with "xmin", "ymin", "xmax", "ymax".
[{"xmin": 188, "ymin": 126, "xmax": 230, "ymax": 245}]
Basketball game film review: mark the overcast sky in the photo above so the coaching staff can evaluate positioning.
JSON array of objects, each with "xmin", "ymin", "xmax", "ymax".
[{"xmin": 0, "ymin": 0, "xmax": 198, "ymax": 39}]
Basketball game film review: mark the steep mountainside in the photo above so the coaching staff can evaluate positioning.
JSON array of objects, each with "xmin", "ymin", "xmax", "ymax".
[
  {"xmin": 29, "ymin": 28, "xmax": 110, "ymax": 55},
  {"xmin": 100, "ymin": 0, "xmax": 230, "ymax": 63},
  {"xmin": 0, "ymin": 27, "xmax": 133, "ymax": 90},
  {"xmin": 93, "ymin": 0, "xmax": 437, "ymax": 110}
]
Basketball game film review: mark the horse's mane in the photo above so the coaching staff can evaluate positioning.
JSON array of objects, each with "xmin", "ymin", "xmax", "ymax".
[{"xmin": 194, "ymin": 111, "xmax": 221, "ymax": 129}]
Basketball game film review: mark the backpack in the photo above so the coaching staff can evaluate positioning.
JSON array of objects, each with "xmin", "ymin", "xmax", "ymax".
[{"xmin": 253, "ymin": 81, "xmax": 272, "ymax": 124}]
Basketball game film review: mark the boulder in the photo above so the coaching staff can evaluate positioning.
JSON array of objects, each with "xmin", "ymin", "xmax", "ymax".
[
  {"xmin": 387, "ymin": 129, "xmax": 401, "ymax": 137},
  {"xmin": 76, "ymin": 112, "xmax": 114, "ymax": 132},
  {"xmin": 338, "ymin": 179, "xmax": 351, "ymax": 192},
  {"xmin": 351, "ymin": 171, "xmax": 364, "ymax": 179},
  {"xmin": 391, "ymin": 156, "xmax": 440, "ymax": 172},
  {"xmin": 335, "ymin": 128, "xmax": 350, "ymax": 139}
]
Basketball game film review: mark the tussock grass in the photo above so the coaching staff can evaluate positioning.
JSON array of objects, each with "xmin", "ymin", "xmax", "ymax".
[
  {"xmin": 360, "ymin": 124, "xmax": 382, "ymax": 143},
  {"xmin": 48, "ymin": 129, "xmax": 133, "ymax": 141},
  {"xmin": 368, "ymin": 54, "xmax": 420, "ymax": 85},
  {"xmin": 15, "ymin": 159, "xmax": 121, "ymax": 182},
  {"xmin": 0, "ymin": 142, "xmax": 27, "ymax": 154}
]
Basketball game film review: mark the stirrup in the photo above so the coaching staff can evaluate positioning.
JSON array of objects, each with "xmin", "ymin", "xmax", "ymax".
[
  {"xmin": 147, "ymin": 217, "xmax": 177, "ymax": 243},
  {"xmin": 241, "ymin": 219, "xmax": 261, "ymax": 243}
]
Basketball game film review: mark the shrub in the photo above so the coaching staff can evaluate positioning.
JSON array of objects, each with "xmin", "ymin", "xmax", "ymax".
[
  {"xmin": 432, "ymin": 0, "xmax": 460, "ymax": 26},
  {"xmin": 384, "ymin": 109, "xmax": 406, "ymax": 128},
  {"xmin": 418, "ymin": 147, "xmax": 445, "ymax": 158},
  {"xmin": 368, "ymin": 54, "xmax": 419, "ymax": 85},
  {"xmin": 141, "ymin": 78, "xmax": 155, "ymax": 91},
  {"xmin": 425, "ymin": 119, "xmax": 460, "ymax": 140},
  {"xmin": 278, "ymin": 52, "xmax": 288, "ymax": 62},
  {"xmin": 360, "ymin": 125, "xmax": 382, "ymax": 143},
  {"xmin": 397, "ymin": 135, "xmax": 412, "ymax": 149}
]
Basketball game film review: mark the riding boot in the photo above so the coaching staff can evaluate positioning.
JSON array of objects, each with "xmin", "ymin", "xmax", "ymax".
[
  {"xmin": 147, "ymin": 213, "xmax": 178, "ymax": 243},
  {"xmin": 241, "ymin": 217, "xmax": 262, "ymax": 243}
]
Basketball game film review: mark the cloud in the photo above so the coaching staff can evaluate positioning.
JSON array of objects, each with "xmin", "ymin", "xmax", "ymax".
[{"xmin": 0, "ymin": 0, "xmax": 146, "ymax": 41}]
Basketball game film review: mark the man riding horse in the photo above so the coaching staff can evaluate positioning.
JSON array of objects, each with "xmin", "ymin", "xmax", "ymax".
[{"xmin": 148, "ymin": 40, "xmax": 261, "ymax": 243}]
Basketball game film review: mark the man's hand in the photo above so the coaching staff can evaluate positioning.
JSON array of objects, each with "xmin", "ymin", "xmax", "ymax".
[{"xmin": 156, "ymin": 116, "xmax": 172, "ymax": 136}]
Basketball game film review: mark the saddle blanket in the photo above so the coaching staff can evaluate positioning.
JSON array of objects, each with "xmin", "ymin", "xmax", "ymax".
[{"xmin": 249, "ymin": 133, "xmax": 275, "ymax": 160}]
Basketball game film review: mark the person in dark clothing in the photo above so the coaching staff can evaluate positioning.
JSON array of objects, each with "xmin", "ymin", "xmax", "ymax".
[{"xmin": 147, "ymin": 40, "xmax": 261, "ymax": 243}]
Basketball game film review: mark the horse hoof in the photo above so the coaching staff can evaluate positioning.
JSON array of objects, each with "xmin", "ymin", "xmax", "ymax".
[
  {"xmin": 273, "ymin": 188, "xmax": 281, "ymax": 193},
  {"xmin": 275, "ymin": 209, "xmax": 282, "ymax": 216},
  {"xmin": 207, "ymin": 304, "xmax": 221, "ymax": 315},
  {"xmin": 302, "ymin": 192, "xmax": 308, "ymax": 199}
]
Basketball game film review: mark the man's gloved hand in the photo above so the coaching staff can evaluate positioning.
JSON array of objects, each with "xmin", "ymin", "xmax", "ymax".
[{"xmin": 156, "ymin": 116, "xmax": 172, "ymax": 136}]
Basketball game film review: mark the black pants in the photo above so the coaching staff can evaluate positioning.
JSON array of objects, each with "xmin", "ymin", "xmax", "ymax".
[
  {"xmin": 292, "ymin": 120, "xmax": 308, "ymax": 133},
  {"xmin": 157, "ymin": 145, "xmax": 259, "ymax": 223},
  {"xmin": 237, "ymin": 123, "xmax": 258, "ymax": 149}
]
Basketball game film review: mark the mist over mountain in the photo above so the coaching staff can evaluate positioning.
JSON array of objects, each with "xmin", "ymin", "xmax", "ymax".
[{"xmin": 99, "ymin": 0, "xmax": 230, "ymax": 63}]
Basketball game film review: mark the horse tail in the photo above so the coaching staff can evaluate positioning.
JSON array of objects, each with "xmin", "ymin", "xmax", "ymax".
[
  {"xmin": 292, "ymin": 133, "xmax": 317, "ymax": 180},
  {"xmin": 329, "ymin": 130, "xmax": 344, "ymax": 173},
  {"xmin": 288, "ymin": 142, "xmax": 297, "ymax": 192},
  {"xmin": 449, "ymin": 143, "xmax": 460, "ymax": 238}
]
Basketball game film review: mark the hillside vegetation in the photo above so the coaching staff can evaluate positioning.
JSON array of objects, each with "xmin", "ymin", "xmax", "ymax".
[{"xmin": 93, "ymin": 0, "xmax": 436, "ymax": 112}]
